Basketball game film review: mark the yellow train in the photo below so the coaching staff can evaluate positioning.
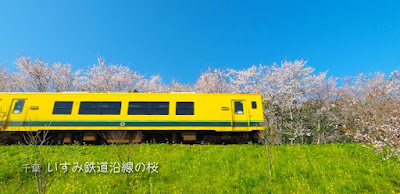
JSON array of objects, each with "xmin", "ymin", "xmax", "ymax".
[{"xmin": 0, "ymin": 92, "xmax": 265, "ymax": 144}]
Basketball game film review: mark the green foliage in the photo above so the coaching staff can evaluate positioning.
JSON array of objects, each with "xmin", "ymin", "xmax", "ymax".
[{"xmin": 0, "ymin": 144, "xmax": 399, "ymax": 193}]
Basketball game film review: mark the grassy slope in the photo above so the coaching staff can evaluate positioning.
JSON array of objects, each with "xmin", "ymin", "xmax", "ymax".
[{"xmin": 0, "ymin": 143, "xmax": 399, "ymax": 193}]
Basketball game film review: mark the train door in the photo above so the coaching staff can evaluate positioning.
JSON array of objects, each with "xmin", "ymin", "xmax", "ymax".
[
  {"xmin": 231, "ymin": 100, "xmax": 249, "ymax": 131},
  {"xmin": 5, "ymin": 99, "xmax": 28, "ymax": 129}
]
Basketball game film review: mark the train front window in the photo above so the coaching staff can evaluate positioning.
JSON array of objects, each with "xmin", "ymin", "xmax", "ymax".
[
  {"xmin": 176, "ymin": 102, "xmax": 194, "ymax": 115},
  {"xmin": 53, "ymin": 101, "xmax": 73, "ymax": 115},
  {"xmin": 13, "ymin": 100, "xmax": 25, "ymax": 114},
  {"xmin": 234, "ymin": 101, "xmax": 244, "ymax": 114},
  {"xmin": 79, "ymin": 102, "xmax": 121, "ymax": 115},
  {"xmin": 128, "ymin": 102, "xmax": 169, "ymax": 115}
]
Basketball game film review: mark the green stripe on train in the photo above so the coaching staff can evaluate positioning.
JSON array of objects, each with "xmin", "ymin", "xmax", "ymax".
[{"xmin": 5, "ymin": 121, "xmax": 264, "ymax": 127}]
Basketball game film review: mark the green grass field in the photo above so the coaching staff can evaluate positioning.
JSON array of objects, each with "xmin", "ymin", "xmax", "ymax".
[{"xmin": 0, "ymin": 143, "xmax": 399, "ymax": 193}]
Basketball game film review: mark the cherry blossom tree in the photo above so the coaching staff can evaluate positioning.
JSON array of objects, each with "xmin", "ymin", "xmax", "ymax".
[
  {"xmin": 78, "ymin": 57, "xmax": 143, "ymax": 92},
  {"xmin": 10, "ymin": 56, "xmax": 52, "ymax": 92},
  {"xmin": 140, "ymin": 75, "xmax": 164, "ymax": 93},
  {"xmin": 260, "ymin": 60, "xmax": 330, "ymax": 144},
  {"xmin": 228, "ymin": 65, "xmax": 267, "ymax": 94},
  {"xmin": 0, "ymin": 65, "xmax": 10, "ymax": 92},
  {"xmin": 50, "ymin": 62, "xmax": 80, "ymax": 92},
  {"xmin": 194, "ymin": 67, "xmax": 232, "ymax": 93},
  {"xmin": 339, "ymin": 71, "xmax": 400, "ymax": 160},
  {"xmin": 9, "ymin": 56, "xmax": 82, "ymax": 92},
  {"xmin": 305, "ymin": 76, "xmax": 341, "ymax": 143},
  {"xmin": 165, "ymin": 80, "xmax": 194, "ymax": 92}
]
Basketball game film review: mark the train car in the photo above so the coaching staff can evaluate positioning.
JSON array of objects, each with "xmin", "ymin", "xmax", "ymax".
[{"xmin": 0, "ymin": 92, "xmax": 265, "ymax": 144}]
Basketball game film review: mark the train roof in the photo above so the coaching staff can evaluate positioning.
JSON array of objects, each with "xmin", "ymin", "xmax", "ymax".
[{"xmin": 0, "ymin": 92, "xmax": 262, "ymax": 96}]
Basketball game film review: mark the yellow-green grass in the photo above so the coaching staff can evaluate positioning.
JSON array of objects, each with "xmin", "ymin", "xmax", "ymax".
[{"xmin": 0, "ymin": 143, "xmax": 399, "ymax": 193}]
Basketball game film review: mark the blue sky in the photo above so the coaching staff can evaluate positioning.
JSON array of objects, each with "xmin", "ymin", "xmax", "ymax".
[{"xmin": 0, "ymin": 0, "xmax": 399, "ymax": 83}]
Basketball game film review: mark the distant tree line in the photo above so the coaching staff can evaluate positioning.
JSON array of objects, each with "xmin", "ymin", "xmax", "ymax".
[{"xmin": 1, "ymin": 56, "xmax": 399, "ymax": 160}]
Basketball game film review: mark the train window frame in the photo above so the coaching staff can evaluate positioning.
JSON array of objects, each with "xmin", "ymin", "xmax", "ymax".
[
  {"xmin": 79, "ymin": 101, "xmax": 121, "ymax": 115},
  {"xmin": 53, "ymin": 101, "xmax": 73, "ymax": 115},
  {"xmin": 252, "ymin": 101, "xmax": 257, "ymax": 109},
  {"xmin": 128, "ymin": 102, "xmax": 169, "ymax": 115},
  {"xmin": 176, "ymin": 102, "xmax": 194, "ymax": 115},
  {"xmin": 13, "ymin": 100, "xmax": 25, "ymax": 114},
  {"xmin": 234, "ymin": 101, "xmax": 244, "ymax": 115}
]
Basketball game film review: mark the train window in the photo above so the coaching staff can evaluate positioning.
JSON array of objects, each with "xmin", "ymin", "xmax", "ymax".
[
  {"xmin": 79, "ymin": 102, "xmax": 121, "ymax": 115},
  {"xmin": 13, "ymin": 100, "xmax": 25, "ymax": 114},
  {"xmin": 79, "ymin": 102, "xmax": 101, "ymax": 114},
  {"xmin": 252, "ymin": 101, "xmax": 257, "ymax": 109},
  {"xmin": 176, "ymin": 102, "xmax": 194, "ymax": 115},
  {"xmin": 128, "ymin": 102, "xmax": 169, "ymax": 115},
  {"xmin": 53, "ymin": 101, "xmax": 73, "ymax": 114},
  {"xmin": 234, "ymin": 101, "xmax": 244, "ymax": 114},
  {"xmin": 100, "ymin": 102, "xmax": 122, "ymax": 115},
  {"xmin": 129, "ymin": 102, "xmax": 148, "ymax": 115},
  {"xmin": 149, "ymin": 102, "xmax": 169, "ymax": 115}
]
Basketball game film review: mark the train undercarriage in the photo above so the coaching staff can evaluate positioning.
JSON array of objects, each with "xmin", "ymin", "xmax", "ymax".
[{"xmin": 0, "ymin": 130, "xmax": 265, "ymax": 145}]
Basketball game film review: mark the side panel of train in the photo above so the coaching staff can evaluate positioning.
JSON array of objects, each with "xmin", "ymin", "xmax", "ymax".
[{"xmin": 0, "ymin": 93, "xmax": 265, "ymax": 143}]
